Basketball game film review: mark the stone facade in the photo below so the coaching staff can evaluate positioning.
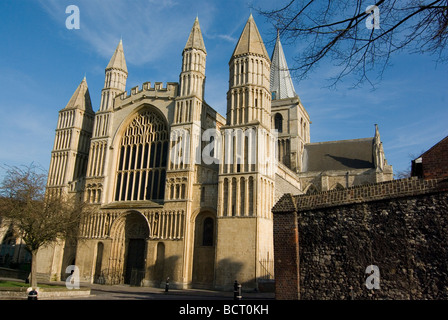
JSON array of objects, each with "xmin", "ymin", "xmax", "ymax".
[
  {"xmin": 36, "ymin": 15, "xmax": 393, "ymax": 291},
  {"xmin": 38, "ymin": 16, "xmax": 279, "ymax": 290},
  {"xmin": 273, "ymin": 177, "xmax": 448, "ymax": 299}
]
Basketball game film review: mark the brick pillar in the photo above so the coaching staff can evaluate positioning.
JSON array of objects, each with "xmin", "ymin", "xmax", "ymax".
[{"xmin": 273, "ymin": 210, "xmax": 300, "ymax": 300}]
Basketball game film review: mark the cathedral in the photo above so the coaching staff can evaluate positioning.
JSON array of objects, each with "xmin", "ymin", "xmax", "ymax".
[{"xmin": 36, "ymin": 15, "xmax": 393, "ymax": 291}]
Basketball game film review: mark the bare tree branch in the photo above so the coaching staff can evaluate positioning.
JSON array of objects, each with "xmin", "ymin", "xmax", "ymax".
[
  {"xmin": 0, "ymin": 163, "xmax": 89, "ymax": 288},
  {"xmin": 254, "ymin": 0, "xmax": 448, "ymax": 86}
]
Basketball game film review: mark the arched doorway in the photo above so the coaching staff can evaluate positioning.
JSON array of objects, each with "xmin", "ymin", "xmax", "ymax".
[
  {"xmin": 192, "ymin": 211, "xmax": 216, "ymax": 288},
  {"xmin": 108, "ymin": 211, "xmax": 150, "ymax": 285}
]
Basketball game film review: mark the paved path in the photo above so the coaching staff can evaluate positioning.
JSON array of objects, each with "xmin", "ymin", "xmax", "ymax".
[
  {"xmin": 1, "ymin": 277, "xmax": 274, "ymax": 300},
  {"xmin": 59, "ymin": 282, "xmax": 274, "ymax": 300}
]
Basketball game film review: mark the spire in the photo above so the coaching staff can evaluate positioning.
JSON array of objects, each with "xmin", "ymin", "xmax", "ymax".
[
  {"xmin": 232, "ymin": 14, "xmax": 270, "ymax": 59},
  {"xmin": 106, "ymin": 39, "xmax": 128, "ymax": 73},
  {"xmin": 184, "ymin": 17, "xmax": 206, "ymax": 53},
  {"xmin": 64, "ymin": 77, "xmax": 93, "ymax": 112},
  {"xmin": 270, "ymin": 32, "xmax": 296, "ymax": 100}
]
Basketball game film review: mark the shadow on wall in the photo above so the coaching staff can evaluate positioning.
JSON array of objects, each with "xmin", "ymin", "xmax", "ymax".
[
  {"xmin": 147, "ymin": 254, "xmax": 181, "ymax": 288},
  {"xmin": 215, "ymin": 258, "xmax": 257, "ymax": 291},
  {"xmin": 60, "ymin": 238, "xmax": 77, "ymax": 281}
]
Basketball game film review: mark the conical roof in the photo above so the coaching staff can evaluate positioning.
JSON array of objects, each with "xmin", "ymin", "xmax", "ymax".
[
  {"xmin": 63, "ymin": 77, "xmax": 93, "ymax": 112},
  {"xmin": 270, "ymin": 32, "xmax": 296, "ymax": 99},
  {"xmin": 106, "ymin": 39, "xmax": 128, "ymax": 73},
  {"xmin": 184, "ymin": 17, "xmax": 206, "ymax": 53},
  {"xmin": 232, "ymin": 14, "xmax": 269, "ymax": 60}
]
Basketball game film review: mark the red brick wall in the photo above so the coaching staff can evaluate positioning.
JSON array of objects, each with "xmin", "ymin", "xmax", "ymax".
[
  {"xmin": 273, "ymin": 211, "xmax": 300, "ymax": 300},
  {"xmin": 422, "ymin": 136, "xmax": 448, "ymax": 180}
]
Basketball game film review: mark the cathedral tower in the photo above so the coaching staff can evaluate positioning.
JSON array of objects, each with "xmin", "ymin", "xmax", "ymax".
[
  {"xmin": 42, "ymin": 77, "xmax": 94, "ymax": 281},
  {"xmin": 170, "ymin": 18, "xmax": 211, "ymax": 287},
  {"xmin": 47, "ymin": 77, "xmax": 95, "ymax": 195},
  {"xmin": 172, "ymin": 17, "xmax": 207, "ymax": 170},
  {"xmin": 270, "ymin": 32, "xmax": 310, "ymax": 172},
  {"xmin": 100, "ymin": 39, "xmax": 128, "ymax": 112},
  {"xmin": 179, "ymin": 17, "xmax": 206, "ymax": 101},
  {"xmin": 226, "ymin": 14, "xmax": 271, "ymax": 128},
  {"xmin": 85, "ymin": 40, "xmax": 128, "ymax": 204},
  {"xmin": 215, "ymin": 15, "xmax": 276, "ymax": 290}
]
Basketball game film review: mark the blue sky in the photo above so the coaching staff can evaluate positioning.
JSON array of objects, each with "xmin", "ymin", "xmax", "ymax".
[{"xmin": 0, "ymin": 0, "xmax": 447, "ymax": 178}]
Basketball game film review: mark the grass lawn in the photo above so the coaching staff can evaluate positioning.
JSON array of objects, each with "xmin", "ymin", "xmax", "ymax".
[{"xmin": 0, "ymin": 280, "xmax": 67, "ymax": 290}]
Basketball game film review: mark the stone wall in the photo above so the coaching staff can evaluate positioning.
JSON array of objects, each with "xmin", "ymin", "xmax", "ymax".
[
  {"xmin": 274, "ymin": 162, "xmax": 302, "ymax": 202},
  {"xmin": 273, "ymin": 177, "xmax": 448, "ymax": 300}
]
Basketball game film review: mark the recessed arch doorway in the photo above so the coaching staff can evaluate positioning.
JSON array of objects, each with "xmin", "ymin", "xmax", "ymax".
[
  {"xmin": 192, "ymin": 210, "xmax": 216, "ymax": 288},
  {"xmin": 108, "ymin": 211, "xmax": 150, "ymax": 285}
]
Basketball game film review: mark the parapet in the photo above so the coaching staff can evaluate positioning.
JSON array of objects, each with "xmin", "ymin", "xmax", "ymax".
[
  {"xmin": 277, "ymin": 177, "xmax": 448, "ymax": 213},
  {"xmin": 115, "ymin": 82, "xmax": 178, "ymax": 110}
]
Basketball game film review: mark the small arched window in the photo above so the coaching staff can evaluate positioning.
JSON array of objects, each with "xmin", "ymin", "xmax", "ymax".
[
  {"xmin": 306, "ymin": 184, "xmax": 318, "ymax": 194},
  {"xmin": 202, "ymin": 217, "xmax": 214, "ymax": 246},
  {"xmin": 333, "ymin": 183, "xmax": 345, "ymax": 190},
  {"xmin": 274, "ymin": 113, "xmax": 283, "ymax": 133}
]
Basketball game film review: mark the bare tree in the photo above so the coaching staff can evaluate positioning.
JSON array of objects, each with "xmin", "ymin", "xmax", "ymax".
[
  {"xmin": 0, "ymin": 164, "xmax": 85, "ymax": 288},
  {"xmin": 394, "ymin": 167, "xmax": 412, "ymax": 179},
  {"xmin": 393, "ymin": 151, "xmax": 426, "ymax": 179},
  {"xmin": 255, "ymin": 0, "xmax": 448, "ymax": 87}
]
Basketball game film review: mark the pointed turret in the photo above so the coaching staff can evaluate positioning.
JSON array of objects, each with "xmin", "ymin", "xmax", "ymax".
[
  {"xmin": 106, "ymin": 39, "xmax": 127, "ymax": 73},
  {"xmin": 270, "ymin": 32, "xmax": 297, "ymax": 100},
  {"xmin": 373, "ymin": 124, "xmax": 386, "ymax": 170},
  {"xmin": 184, "ymin": 17, "xmax": 206, "ymax": 54},
  {"xmin": 48, "ymin": 77, "xmax": 94, "ymax": 191},
  {"xmin": 227, "ymin": 14, "xmax": 271, "ymax": 127},
  {"xmin": 64, "ymin": 76, "xmax": 93, "ymax": 112},
  {"xmin": 177, "ymin": 17, "xmax": 207, "ymax": 101},
  {"xmin": 216, "ymin": 14, "xmax": 276, "ymax": 290},
  {"xmin": 232, "ymin": 14, "xmax": 269, "ymax": 60},
  {"xmin": 100, "ymin": 39, "xmax": 128, "ymax": 111}
]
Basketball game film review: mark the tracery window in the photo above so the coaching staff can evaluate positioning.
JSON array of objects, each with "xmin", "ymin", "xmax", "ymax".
[{"xmin": 114, "ymin": 109, "xmax": 169, "ymax": 202}]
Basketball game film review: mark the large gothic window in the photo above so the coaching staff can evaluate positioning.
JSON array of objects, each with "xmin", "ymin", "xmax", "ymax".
[{"xmin": 114, "ymin": 109, "xmax": 169, "ymax": 202}]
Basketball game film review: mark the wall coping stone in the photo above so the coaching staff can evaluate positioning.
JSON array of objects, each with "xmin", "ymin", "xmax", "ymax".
[{"xmin": 273, "ymin": 177, "xmax": 448, "ymax": 213}]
